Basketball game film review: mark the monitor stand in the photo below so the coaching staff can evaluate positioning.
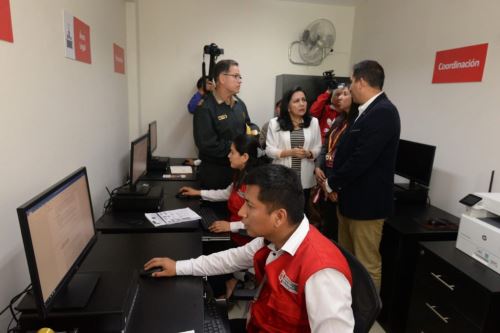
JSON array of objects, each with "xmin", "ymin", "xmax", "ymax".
[
  {"xmin": 394, "ymin": 182, "xmax": 429, "ymax": 205},
  {"xmin": 16, "ymin": 271, "xmax": 138, "ymax": 332},
  {"xmin": 148, "ymin": 156, "xmax": 170, "ymax": 172},
  {"xmin": 53, "ymin": 272, "xmax": 100, "ymax": 310}
]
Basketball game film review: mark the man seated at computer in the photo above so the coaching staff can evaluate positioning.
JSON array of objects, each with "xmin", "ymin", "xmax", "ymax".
[{"xmin": 144, "ymin": 164, "xmax": 354, "ymax": 332}]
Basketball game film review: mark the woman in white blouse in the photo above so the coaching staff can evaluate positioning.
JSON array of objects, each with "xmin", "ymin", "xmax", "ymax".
[
  {"xmin": 266, "ymin": 87, "xmax": 322, "ymax": 211},
  {"xmin": 178, "ymin": 134, "xmax": 263, "ymax": 245}
]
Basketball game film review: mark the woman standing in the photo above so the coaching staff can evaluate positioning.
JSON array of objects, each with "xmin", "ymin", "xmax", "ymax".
[
  {"xmin": 265, "ymin": 87, "xmax": 322, "ymax": 211},
  {"xmin": 314, "ymin": 84, "xmax": 358, "ymax": 240}
]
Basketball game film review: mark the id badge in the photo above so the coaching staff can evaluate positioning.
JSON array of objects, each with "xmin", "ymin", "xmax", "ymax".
[{"xmin": 325, "ymin": 153, "xmax": 334, "ymax": 168}]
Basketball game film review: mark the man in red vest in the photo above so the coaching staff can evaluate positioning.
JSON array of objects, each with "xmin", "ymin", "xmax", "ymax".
[{"xmin": 144, "ymin": 164, "xmax": 354, "ymax": 332}]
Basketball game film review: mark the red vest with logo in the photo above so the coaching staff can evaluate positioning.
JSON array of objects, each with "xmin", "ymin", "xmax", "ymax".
[
  {"xmin": 247, "ymin": 225, "xmax": 352, "ymax": 333},
  {"xmin": 227, "ymin": 183, "xmax": 252, "ymax": 246}
]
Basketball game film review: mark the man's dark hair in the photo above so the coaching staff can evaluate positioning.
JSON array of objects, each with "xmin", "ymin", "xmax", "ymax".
[
  {"xmin": 352, "ymin": 60, "xmax": 385, "ymax": 90},
  {"xmin": 245, "ymin": 164, "xmax": 304, "ymax": 225},
  {"xmin": 278, "ymin": 86, "xmax": 312, "ymax": 131},
  {"xmin": 196, "ymin": 77, "xmax": 204, "ymax": 89},
  {"xmin": 214, "ymin": 59, "xmax": 239, "ymax": 83}
]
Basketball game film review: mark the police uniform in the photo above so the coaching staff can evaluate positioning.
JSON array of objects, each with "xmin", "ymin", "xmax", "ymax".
[{"xmin": 193, "ymin": 91, "xmax": 251, "ymax": 189}]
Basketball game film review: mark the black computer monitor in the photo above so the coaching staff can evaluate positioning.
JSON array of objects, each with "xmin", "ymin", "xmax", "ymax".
[
  {"xmin": 17, "ymin": 167, "xmax": 98, "ymax": 318},
  {"xmin": 395, "ymin": 139, "xmax": 436, "ymax": 188},
  {"xmin": 146, "ymin": 121, "xmax": 169, "ymax": 171},
  {"xmin": 148, "ymin": 121, "xmax": 157, "ymax": 154},
  {"xmin": 129, "ymin": 133, "xmax": 149, "ymax": 193}
]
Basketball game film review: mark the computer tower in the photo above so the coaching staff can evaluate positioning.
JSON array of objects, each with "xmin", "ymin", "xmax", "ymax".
[
  {"xmin": 17, "ymin": 271, "xmax": 139, "ymax": 333},
  {"xmin": 112, "ymin": 185, "xmax": 164, "ymax": 212}
]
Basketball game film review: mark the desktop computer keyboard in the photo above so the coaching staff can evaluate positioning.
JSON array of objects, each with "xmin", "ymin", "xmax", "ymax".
[
  {"xmin": 204, "ymin": 300, "xmax": 229, "ymax": 333},
  {"xmin": 194, "ymin": 206, "xmax": 220, "ymax": 230}
]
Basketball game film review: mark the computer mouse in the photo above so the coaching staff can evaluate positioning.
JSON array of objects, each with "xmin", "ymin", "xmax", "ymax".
[
  {"xmin": 427, "ymin": 218, "xmax": 446, "ymax": 226},
  {"xmin": 140, "ymin": 267, "xmax": 162, "ymax": 277},
  {"xmin": 175, "ymin": 192, "xmax": 189, "ymax": 199}
]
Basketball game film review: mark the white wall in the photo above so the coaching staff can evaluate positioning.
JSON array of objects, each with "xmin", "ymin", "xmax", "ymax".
[
  {"xmin": 351, "ymin": 0, "xmax": 500, "ymax": 216},
  {"xmin": 134, "ymin": 0, "xmax": 355, "ymax": 157},
  {"xmin": 0, "ymin": 0, "xmax": 129, "ymax": 327}
]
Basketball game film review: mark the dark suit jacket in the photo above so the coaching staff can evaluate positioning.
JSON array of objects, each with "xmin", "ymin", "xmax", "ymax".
[{"xmin": 327, "ymin": 93, "xmax": 400, "ymax": 220}]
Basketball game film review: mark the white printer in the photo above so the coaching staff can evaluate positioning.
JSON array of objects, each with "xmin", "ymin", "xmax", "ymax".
[{"xmin": 456, "ymin": 192, "xmax": 500, "ymax": 275}]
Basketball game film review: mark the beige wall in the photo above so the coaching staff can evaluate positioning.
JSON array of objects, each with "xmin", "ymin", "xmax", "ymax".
[
  {"xmin": 133, "ymin": 0, "xmax": 355, "ymax": 157},
  {"xmin": 351, "ymin": 0, "xmax": 500, "ymax": 216},
  {"xmin": 0, "ymin": 0, "xmax": 129, "ymax": 327}
]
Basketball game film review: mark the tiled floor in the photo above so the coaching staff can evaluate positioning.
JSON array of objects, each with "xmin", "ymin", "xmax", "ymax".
[{"xmin": 370, "ymin": 321, "xmax": 386, "ymax": 333}]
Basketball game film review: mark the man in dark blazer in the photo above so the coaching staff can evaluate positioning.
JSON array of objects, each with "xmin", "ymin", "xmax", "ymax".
[{"xmin": 323, "ymin": 60, "xmax": 400, "ymax": 291}]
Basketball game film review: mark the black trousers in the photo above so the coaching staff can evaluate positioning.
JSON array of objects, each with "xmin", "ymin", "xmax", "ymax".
[{"xmin": 320, "ymin": 199, "xmax": 338, "ymax": 241}]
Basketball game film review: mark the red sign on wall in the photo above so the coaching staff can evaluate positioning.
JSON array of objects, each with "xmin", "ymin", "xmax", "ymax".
[
  {"xmin": 73, "ymin": 17, "xmax": 91, "ymax": 64},
  {"xmin": 113, "ymin": 43, "xmax": 125, "ymax": 74},
  {"xmin": 0, "ymin": 0, "xmax": 14, "ymax": 43},
  {"xmin": 64, "ymin": 11, "xmax": 91, "ymax": 64},
  {"xmin": 432, "ymin": 43, "xmax": 488, "ymax": 83}
]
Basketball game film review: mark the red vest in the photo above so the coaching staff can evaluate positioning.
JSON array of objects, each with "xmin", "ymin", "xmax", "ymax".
[
  {"xmin": 227, "ymin": 183, "xmax": 252, "ymax": 246},
  {"xmin": 247, "ymin": 225, "xmax": 352, "ymax": 333}
]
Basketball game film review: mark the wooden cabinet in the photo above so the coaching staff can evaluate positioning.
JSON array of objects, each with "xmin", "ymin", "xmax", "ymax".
[{"xmin": 407, "ymin": 241, "xmax": 500, "ymax": 333}]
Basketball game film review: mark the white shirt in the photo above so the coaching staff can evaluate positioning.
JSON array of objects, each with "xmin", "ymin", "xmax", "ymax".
[
  {"xmin": 325, "ymin": 91, "xmax": 384, "ymax": 193},
  {"xmin": 265, "ymin": 117, "xmax": 322, "ymax": 189},
  {"xmin": 176, "ymin": 218, "xmax": 354, "ymax": 333},
  {"xmin": 200, "ymin": 184, "xmax": 245, "ymax": 232},
  {"xmin": 354, "ymin": 91, "xmax": 384, "ymax": 123}
]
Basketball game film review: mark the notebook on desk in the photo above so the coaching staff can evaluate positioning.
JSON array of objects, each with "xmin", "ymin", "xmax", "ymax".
[{"xmin": 162, "ymin": 165, "xmax": 197, "ymax": 181}]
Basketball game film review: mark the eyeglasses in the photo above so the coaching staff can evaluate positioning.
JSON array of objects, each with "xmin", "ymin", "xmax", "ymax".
[{"xmin": 223, "ymin": 73, "xmax": 243, "ymax": 80}]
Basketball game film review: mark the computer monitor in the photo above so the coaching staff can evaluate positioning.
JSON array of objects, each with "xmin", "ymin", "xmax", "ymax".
[
  {"xmin": 127, "ymin": 133, "xmax": 149, "ymax": 194},
  {"xmin": 395, "ymin": 139, "xmax": 436, "ymax": 188},
  {"xmin": 148, "ymin": 121, "xmax": 157, "ymax": 154},
  {"xmin": 147, "ymin": 121, "xmax": 169, "ymax": 171},
  {"xmin": 17, "ymin": 167, "xmax": 98, "ymax": 318}
]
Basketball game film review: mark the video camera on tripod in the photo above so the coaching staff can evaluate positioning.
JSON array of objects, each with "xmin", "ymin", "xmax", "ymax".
[
  {"xmin": 323, "ymin": 70, "xmax": 339, "ymax": 90},
  {"xmin": 202, "ymin": 43, "xmax": 224, "ymax": 92}
]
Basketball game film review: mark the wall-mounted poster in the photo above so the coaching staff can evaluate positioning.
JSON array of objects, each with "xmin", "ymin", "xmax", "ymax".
[
  {"xmin": 64, "ymin": 11, "xmax": 91, "ymax": 64},
  {"xmin": 0, "ymin": 0, "xmax": 14, "ymax": 43},
  {"xmin": 432, "ymin": 43, "xmax": 488, "ymax": 84},
  {"xmin": 113, "ymin": 43, "xmax": 125, "ymax": 74}
]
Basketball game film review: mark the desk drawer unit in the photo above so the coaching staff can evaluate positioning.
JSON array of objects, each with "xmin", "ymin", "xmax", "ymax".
[{"xmin": 406, "ymin": 241, "xmax": 500, "ymax": 333}]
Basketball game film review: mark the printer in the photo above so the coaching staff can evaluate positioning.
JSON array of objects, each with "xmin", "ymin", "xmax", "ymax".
[{"xmin": 456, "ymin": 192, "xmax": 500, "ymax": 275}]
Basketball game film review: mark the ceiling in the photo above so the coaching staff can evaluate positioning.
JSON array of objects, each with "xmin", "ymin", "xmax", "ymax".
[{"xmin": 280, "ymin": 0, "xmax": 364, "ymax": 6}]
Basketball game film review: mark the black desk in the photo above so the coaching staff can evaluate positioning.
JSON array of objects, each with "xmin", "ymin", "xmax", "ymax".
[
  {"xmin": 18, "ymin": 232, "xmax": 204, "ymax": 333},
  {"xmin": 407, "ymin": 241, "xmax": 500, "ymax": 332},
  {"xmin": 378, "ymin": 204, "xmax": 459, "ymax": 333},
  {"xmin": 97, "ymin": 180, "xmax": 202, "ymax": 233},
  {"xmin": 142, "ymin": 157, "xmax": 198, "ymax": 181},
  {"xmin": 97, "ymin": 179, "xmax": 232, "ymax": 250}
]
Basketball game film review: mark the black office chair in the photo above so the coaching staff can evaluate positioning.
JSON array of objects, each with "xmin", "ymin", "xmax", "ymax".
[{"xmin": 335, "ymin": 242, "xmax": 382, "ymax": 333}]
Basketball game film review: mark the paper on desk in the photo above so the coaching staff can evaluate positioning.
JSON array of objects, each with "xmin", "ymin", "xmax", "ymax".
[
  {"xmin": 145, "ymin": 208, "xmax": 201, "ymax": 227},
  {"xmin": 170, "ymin": 166, "xmax": 192, "ymax": 174}
]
